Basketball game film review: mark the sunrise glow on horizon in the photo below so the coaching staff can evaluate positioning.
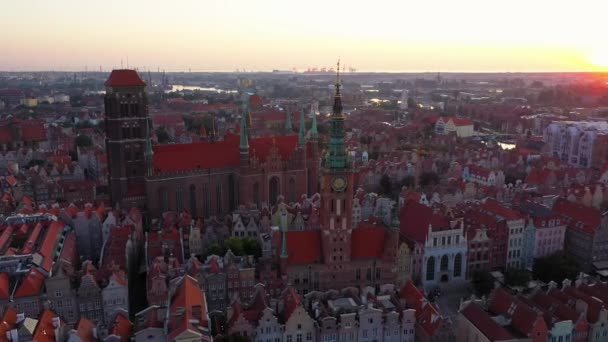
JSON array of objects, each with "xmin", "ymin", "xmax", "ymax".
[{"xmin": 2, "ymin": 0, "xmax": 608, "ymax": 72}]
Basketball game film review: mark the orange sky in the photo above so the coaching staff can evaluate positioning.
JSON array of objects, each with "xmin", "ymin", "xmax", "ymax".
[{"xmin": 2, "ymin": 0, "xmax": 608, "ymax": 72}]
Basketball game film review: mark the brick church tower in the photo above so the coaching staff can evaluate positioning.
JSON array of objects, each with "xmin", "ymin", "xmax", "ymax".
[
  {"xmin": 320, "ymin": 62, "xmax": 355, "ymax": 278},
  {"xmin": 104, "ymin": 69, "xmax": 151, "ymax": 208}
]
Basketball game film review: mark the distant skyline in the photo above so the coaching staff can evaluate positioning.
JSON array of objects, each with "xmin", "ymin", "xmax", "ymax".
[{"xmin": 2, "ymin": 0, "xmax": 608, "ymax": 72}]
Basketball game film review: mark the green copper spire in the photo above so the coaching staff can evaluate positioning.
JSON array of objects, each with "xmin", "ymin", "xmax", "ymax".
[
  {"xmin": 239, "ymin": 103, "xmax": 249, "ymax": 151},
  {"xmin": 327, "ymin": 59, "xmax": 348, "ymax": 170},
  {"xmin": 298, "ymin": 106, "xmax": 306, "ymax": 147},
  {"xmin": 285, "ymin": 104, "xmax": 293, "ymax": 132}
]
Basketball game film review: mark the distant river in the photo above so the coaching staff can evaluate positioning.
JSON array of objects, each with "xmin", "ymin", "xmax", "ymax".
[{"xmin": 168, "ymin": 85, "xmax": 238, "ymax": 93}]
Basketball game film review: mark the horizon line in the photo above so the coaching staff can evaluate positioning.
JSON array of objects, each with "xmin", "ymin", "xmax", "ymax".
[{"xmin": 2, "ymin": 69, "xmax": 608, "ymax": 74}]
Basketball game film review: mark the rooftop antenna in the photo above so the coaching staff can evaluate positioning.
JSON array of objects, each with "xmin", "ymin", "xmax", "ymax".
[{"xmin": 121, "ymin": 59, "xmax": 124, "ymax": 69}]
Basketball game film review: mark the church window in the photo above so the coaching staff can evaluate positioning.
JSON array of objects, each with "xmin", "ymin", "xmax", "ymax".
[
  {"xmin": 176, "ymin": 187, "xmax": 183, "ymax": 211},
  {"xmin": 216, "ymin": 183, "xmax": 222, "ymax": 214},
  {"xmin": 253, "ymin": 182, "xmax": 260, "ymax": 207},
  {"xmin": 159, "ymin": 188, "xmax": 168, "ymax": 213},
  {"xmin": 454, "ymin": 253, "xmax": 462, "ymax": 277},
  {"xmin": 289, "ymin": 178, "xmax": 296, "ymax": 202},
  {"xmin": 269, "ymin": 176, "xmax": 280, "ymax": 206},
  {"xmin": 189, "ymin": 184, "xmax": 196, "ymax": 215},
  {"xmin": 426, "ymin": 257, "xmax": 435, "ymax": 281},
  {"xmin": 440, "ymin": 255, "xmax": 449, "ymax": 271}
]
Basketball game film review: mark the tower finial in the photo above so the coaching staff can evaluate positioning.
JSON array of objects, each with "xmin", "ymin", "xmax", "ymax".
[
  {"xmin": 336, "ymin": 58, "xmax": 341, "ymax": 88},
  {"xmin": 332, "ymin": 58, "xmax": 343, "ymax": 116}
]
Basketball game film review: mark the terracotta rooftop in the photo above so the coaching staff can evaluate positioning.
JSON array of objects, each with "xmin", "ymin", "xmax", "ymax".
[{"xmin": 104, "ymin": 69, "xmax": 146, "ymax": 87}]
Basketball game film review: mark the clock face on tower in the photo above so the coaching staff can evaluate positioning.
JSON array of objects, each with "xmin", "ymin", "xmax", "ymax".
[{"xmin": 331, "ymin": 176, "xmax": 347, "ymax": 192}]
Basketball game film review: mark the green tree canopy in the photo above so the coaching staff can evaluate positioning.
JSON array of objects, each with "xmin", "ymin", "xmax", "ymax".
[
  {"xmin": 75, "ymin": 134, "xmax": 93, "ymax": 147},
  {"xmin": 471, "ymin": 271, "xmax": 495, "ymax": 297},
  {"xmin": 533, "ymin": 251, "xmax": 581, "ymax": 283},
  {"xmin": 155, "ymin": 126, "xmax": 170, "ymax": 144},
  {"xmin": 504, "ymin": 268, "xmax": 531, "ymax": 287},
  {"xmin": 224, "ymin": 237, "xmax": 244, "ymax": 256},
  {"xmin": 242, "ymin": 237, "xmax": 262, "ymax": 258}
]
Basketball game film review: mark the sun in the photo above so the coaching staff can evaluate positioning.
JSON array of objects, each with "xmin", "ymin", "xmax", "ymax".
[{"xmin": 588, "ymin": 48, "xmax": 608, "ymax": 68}]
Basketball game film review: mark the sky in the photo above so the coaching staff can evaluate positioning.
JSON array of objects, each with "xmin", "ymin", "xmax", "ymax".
[{"xmin": 2, "ymin": 0, "xmax": 608, "ymax": 72}]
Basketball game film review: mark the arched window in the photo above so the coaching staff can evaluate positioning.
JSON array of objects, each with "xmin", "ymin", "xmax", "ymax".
[
  {"xmin": 289, "ymin": 178, "xmax": 296, "ymax": 203},
  {"xmin": 426, "ymin": 257, "xmax": 435, "ymax": 281},
  {"xmin": 216, "ymin": 183, "xmax": 222, "ymax": 215},
  {"xmin": 440, "ymin": 255, "xmax": 449, "ymax": 271},
  {"xmin": 202, "ymin": 184, "xmax": 209, "ymax": 217},
  {"xmin": 253, "ymin": 182, "xmax": 260, "ymax": 208},
  {"xmin": 269, "ymin": 177, "xmax": 280, "ymax": 205},
  {"xmin": 176, "ymin": 186, "xmax": 183, "ymax": 211},
  {"xmin": 228, "ymin": 175, "xmax": 236, "ymax": 211},
  {"xmin": 189, "ymin": 184, "xmax": 197, "ymax": 216},
  {"xmin": 159, "ymin": 187, "xmax": 168, "ymax": 213},
  {"xmin": 454, "ymin": 253, "xmax": 462, "ymax": 277}
]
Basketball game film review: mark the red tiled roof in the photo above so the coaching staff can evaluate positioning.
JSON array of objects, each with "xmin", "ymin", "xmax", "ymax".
[
  {"xmin": 168, "ymin": 276, "xmax": 208, "ymax": 341},
  {"xmin": 109, "ymin": 311, "xmax": 133, "ymax": 341},
  {"xmin": 399, "ymin": 281, "xmax": 442, "ymax": 336},
  {"xmin": 282, "ymin": 287, "xmax": 301, "ymax": 322},
  {"xmin": 32, "ymin": 310, "xmax": 62, "ymax": 342},
  {"xmin": 209, "ymin": 257, "xmax": 220, "ymax": 274},
  {"xmin": 0, "ymin": 225, "xmax": 14, "ymax": 252},
  {"xmin": 192, "ymin": 103, "xmax": 237, "ymax": 112},
  {"xmin": 74, "ymin": 318, "xmax": 97, "ymax": 342},
  {"xmin": 20, "ymin": 222, "xmax": 43, "ymax": 254},
  {"xmin": 104, "ymin": 69, "xmax": 146, "ymax": 87},
  {"xmin": 0, "ymin": 307, "xmax": 17, "ymax": 337},
  {"xmin": 399, "ymin": 199, "xmax": 433, "ymax": 243},
  {"xmin": 552, "ymin": 198, "xmax": 601, "ymax": 235},
  {"xmin": 460, "ymin": 303, "xmax": 515, "ymax": 341},
  {"xmin": 39, "ymin": 221, "xmax": 65, "ymax": 272},
  {"xmin": 284, "ymin": 230, "xmax": 322, "ymax": 264},
  {"xmin": 102, "ymin": 226, "xmax": 134, "ymax": 271},
  {"xmin": 21, "ymin": 121, "xmax": 46, "ymax": 141},
  {"xmin": 14, "ymin": 268, "xmax": 45, "ymax": 297},
  {"xmin": 0, "ymin": 273, "xmax": 9, "ymax": 299},
  {"xmin": 482, "ymin": 198, "xmax": 522, "ymax": 221},
  {"xmin": 351, "ymin": 224, "xmax": 385, "ymax": 259},
  {"xmin": 152, "ymin": 134, "xmax": 299, "ymax": 172}
]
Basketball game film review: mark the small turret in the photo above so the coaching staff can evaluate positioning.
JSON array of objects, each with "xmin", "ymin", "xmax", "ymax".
[{"xmin": 298, "ymin": 105, "xmax": 306, "ymax": 148}]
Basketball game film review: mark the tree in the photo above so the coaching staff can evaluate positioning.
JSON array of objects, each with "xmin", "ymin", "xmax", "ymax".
[
  {"xmin": 75, "ymin": 134, "xmax": 93, "ymax": 148},
  {"xmin": 202, "ymin": 243, "xmax": 225, "ymax": 259},
  {"xmin": 155, "ymin": 126, "xmax": 170, "ymax": 144},
  {"xmin": 224, "ymin": 237, "xmax": 244, "ymax": 256},
  {"xmin": 471, "ymin": 271, "xmax": 495, "ymax": 297},
  {"xmin": 407, "ymin": 97, "xmax": 416, "ymax": 109},
  {"xmin": 379, "ymin": 174, "xmax": 392, "ymax": 196},
  {"xmin": 504, "ymin": 268, "xmax": 531, "ymax": 287},
  {"xmin": 242, "ymin": 237, "xmax": 262, "ymax": 258},
  {"xmin": 533, "ymin": 251, "xmax": 580, "ymax": 283}
]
